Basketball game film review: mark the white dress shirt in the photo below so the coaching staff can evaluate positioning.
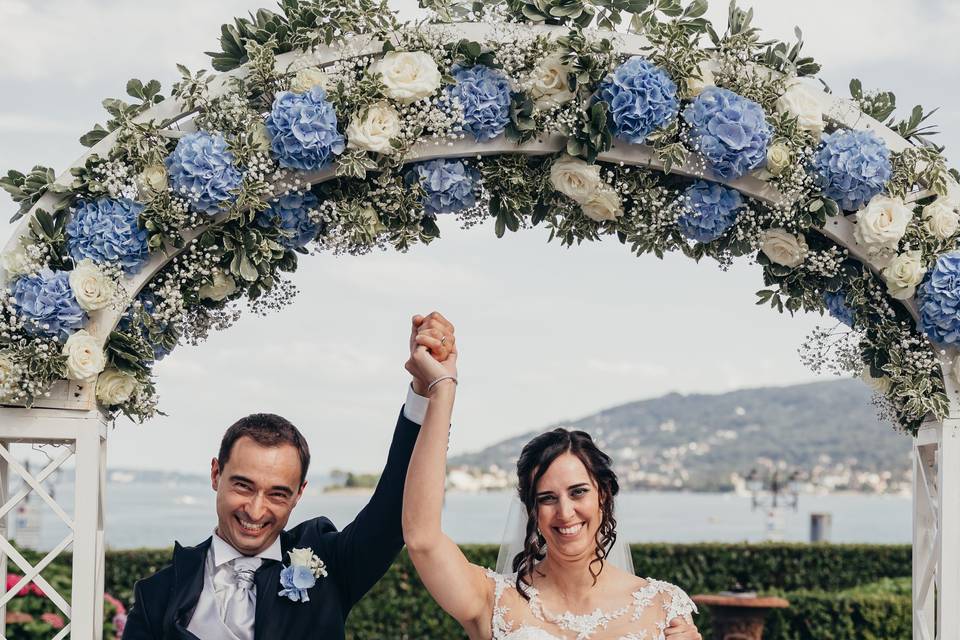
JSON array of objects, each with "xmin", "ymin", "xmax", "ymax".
[{"xmin": 187, "ymin": 386, "xmax": 428, "ymax": 637}]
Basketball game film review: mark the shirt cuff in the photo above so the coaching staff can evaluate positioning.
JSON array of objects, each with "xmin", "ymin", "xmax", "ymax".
[{"xmin": 403, "ymin": 384, "xmax": 429, "ymax": 425}]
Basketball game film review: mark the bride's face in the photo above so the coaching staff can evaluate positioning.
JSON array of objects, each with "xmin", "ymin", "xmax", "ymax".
[{"xmin": 534, "ymin": 452, "xmax": 602, "ymax": 561}]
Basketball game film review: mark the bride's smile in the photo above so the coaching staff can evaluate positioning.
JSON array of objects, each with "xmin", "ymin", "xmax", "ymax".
[{"xmin": 535, "ymin": 453, "xmax": 602, "ymax": 556}]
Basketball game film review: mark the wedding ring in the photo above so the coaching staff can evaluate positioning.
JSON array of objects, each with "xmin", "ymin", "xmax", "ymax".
[{"xmin": 440, "ymin": 335, "xmax": 447, "ymax": 345}]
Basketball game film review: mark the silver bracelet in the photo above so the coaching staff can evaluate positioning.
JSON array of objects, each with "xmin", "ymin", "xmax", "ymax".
[{"xmin": 427, "ymin": 375, "xmax": 458, "ymax": 393}]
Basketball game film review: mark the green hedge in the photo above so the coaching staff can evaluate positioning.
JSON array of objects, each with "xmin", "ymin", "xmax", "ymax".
[{"xmin": 13, "ymin": 544, "xmax": 911, "ymax": 639}]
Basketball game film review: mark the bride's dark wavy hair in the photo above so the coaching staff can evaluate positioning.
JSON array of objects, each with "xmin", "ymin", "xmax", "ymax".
[{"xmin": 511, "ymin": 428, "xmax": 619, "ymax": 599}]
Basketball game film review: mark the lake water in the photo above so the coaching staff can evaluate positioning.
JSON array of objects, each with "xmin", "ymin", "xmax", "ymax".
[{"xmin": 22, "ymin": 477, "xmax": 912, "ymax": 551}]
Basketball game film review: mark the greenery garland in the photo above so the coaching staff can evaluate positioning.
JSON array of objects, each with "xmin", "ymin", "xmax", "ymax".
[{"xmin": 1, "ymin": 0, "xmax": 957, "ymax": 435}]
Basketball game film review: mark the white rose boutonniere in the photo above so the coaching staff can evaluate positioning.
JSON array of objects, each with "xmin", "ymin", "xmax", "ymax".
[
  {"xmin": 346, "ymin": 103, "xmax": 402, "ymax": 155},
  {"xmin": 69, "ymin": 259, "xmax": 117, "ymax": 311},
  {"xmin": 199, "ymin": 269, "xmax": 238, "ymax": 302},
  {"xmin": 367, "ymin": 52, "xmax": 441, "ymax": 104},
  {"xmin": 549, "ymin": 155, "xmax": 601, "ymax": 204},
  {"xmin": 761, "ymin": 228, "xmax": 808, "ymax": 268},
  {"xmin": 881, "ymin": 250, "xmax": 926, "ymax": 300},
  {"xmin": 922, "ymin": 198, "xmax": 959, "ymax": 240},
  {"xmin": 279, "ymin": 547, "xmax": 327, "ymax": 602},
  {"xmin": 580, "ymin": 185, "xmax": 623, "ymax": 222},
  {"xmin": 853, "ymin": 195, "xmax": 913, "ymax": 254},
  {"xmin": 62, "ymin": 330, "xmax": 107, "ymax": 382},
  {"xmin": 775, "ymin": 80, "xmax": 826, "ymax": 137},
  {"xmin": 528, "ymin": 53, "xmax": 575, "ymax": 111},
  {"xmin": 96, "ymin": 367, "xmax": 138, "ymax": 406}
]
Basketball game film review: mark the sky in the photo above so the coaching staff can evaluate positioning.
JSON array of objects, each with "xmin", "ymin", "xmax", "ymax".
[{"xmin": 0, "ymin": 0, "xmax": 958, "ymax": 475}]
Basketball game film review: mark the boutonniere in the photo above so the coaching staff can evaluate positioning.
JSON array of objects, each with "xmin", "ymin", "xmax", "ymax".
[{"xmin": 278, "ymin": 547, "xmax": 327, "ymax": 602}]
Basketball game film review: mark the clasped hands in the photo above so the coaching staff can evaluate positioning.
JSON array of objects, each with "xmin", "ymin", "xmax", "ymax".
[{"xmin": 405, "ymin": 312, "xmax": 457, "ymax": 397}]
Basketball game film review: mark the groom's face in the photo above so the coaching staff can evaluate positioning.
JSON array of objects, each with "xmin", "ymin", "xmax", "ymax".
[{"xmin": 211, "ymin": 436, "xmax": 306, "ymax": 556}]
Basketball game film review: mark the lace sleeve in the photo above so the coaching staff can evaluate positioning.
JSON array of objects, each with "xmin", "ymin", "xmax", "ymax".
[{"xmin": 661, "ymin": 583, "xmax": 698, "ymax": 622}]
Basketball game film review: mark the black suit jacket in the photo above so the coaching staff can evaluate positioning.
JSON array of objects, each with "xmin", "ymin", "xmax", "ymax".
[{"xmin": 122, "ymin": 410, "xmax": 420, "ymax": 640}]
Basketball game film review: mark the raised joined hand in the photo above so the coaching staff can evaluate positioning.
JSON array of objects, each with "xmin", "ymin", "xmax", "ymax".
[{"xmin": 405, "ymin": 312, "xmax": 457, "ymax": 395}]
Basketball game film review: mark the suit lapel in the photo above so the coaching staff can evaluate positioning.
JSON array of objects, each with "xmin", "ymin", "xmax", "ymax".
[
  {"xmin": 253, "ymin": 530, "xmax": 291, "ymax": 640},
  {"xmin": 169, "ymin": 537, "xmax": 211, "ymax": 639}
]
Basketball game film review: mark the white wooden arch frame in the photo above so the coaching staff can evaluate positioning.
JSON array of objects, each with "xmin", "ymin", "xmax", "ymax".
[{"xmin": 0, "ymin": 22, "xmax": 957, "ymax": 640}]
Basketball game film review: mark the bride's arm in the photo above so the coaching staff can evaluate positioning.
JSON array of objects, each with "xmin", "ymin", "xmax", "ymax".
[{"xmin": 402, "ymin": 328, "xmax": 493, "ymax": 635}]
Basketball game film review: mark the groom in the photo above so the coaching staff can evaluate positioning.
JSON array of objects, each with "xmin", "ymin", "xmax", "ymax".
[{"xmin": 122, "ymin": 313, "xmax": 455, "ymax": 640}]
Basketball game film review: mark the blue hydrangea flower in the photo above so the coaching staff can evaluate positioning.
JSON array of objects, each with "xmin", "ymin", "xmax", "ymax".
[
  {"xmin": 66, "ymin": 198, "xmax": 149, "ymax": 274},
  {"xmin": 597, "ymin": 56, "xmax": 679, "ymax": 144},
  {"xmin": 682, "ymin": 87, "xmax": 772, "ymax": 180},
  {"xmin": 266, "ymin": 87, "xmax": 346, "ymax": 171},
  {"xmin": 824, "ymin": 291, "xmax": 855, "ymax": 328},
  {"xmin": 812, "ymin": 129, "xmax": 892, "ymax": 211},
  {"xmin": 448, "ymin": 65, "xmax": 512, "ymax": 142},
  {"xmin": 918, "ymin": 251, "xmax": 960, "ymax": 345},
  {"xmin": 11, "ymin": 269, "xmax": 86, "ymax": 340},
  {"xmin": 676, "ymin": 180, "xmax": 744, "ymax": 243},
  {"xmin": 278, "ymin": 565, "xmax": 316, "ymax": 602},
  {"xmin": 407, "ymin": 159, "xmax": 480, "ymax": 216},
  {"xmin": 165, "ymin": 131, "xmax": 244, "ymax": 215},
  {"xmin": 255, "ymin": 191, "xmax": 322, "ymax": 250}
]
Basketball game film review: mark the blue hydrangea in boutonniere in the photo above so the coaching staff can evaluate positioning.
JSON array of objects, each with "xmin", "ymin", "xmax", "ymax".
[
  {"xmin": 682, "ymin": 87, "xmax": 772, "ymax": 180},
  {"xmin": 677, "ymin": 180, "xmax": 744, "ymax": 243},
  {"xmin": 267, "ymin": 87, "xmax": 346, "ymax": 171},
  {"xmin": 407, "ymin": 159, "xmax": 480, "ymax": 216},
  {"xmin": 448, "ymin": 64, "xmax": 512, "ymax": 142},
  {"xmin": 812, "ymin": 129, "xmax": 891, "ymax": 212},
  {"xmin": 11, "ymin": 269, "xmax": 86, "ymax": 340},
  {"xmin": 255, "ymin": 191, "xmax": 322, "ymax": 250},
  {"xmin": 824, "ymin": 290, "xmax": 855, "ymax": 328},
  {"xmin": 918, "ymin": 251, "xmax": 960, "ymax": 345},
  {"xmin": 66, "ymin": 198, "xmax": 149, "ymax": 274},
  {"xmin": 598, "ymin": 56, "xmax": 679, "ymax": 144},
  {"xmin": 279, "ymin": 548, "xmax": 327, "ymax": 603},
  {"xmin": 165, "ymin": 131, "xmax": 244, "ymax": 215}
]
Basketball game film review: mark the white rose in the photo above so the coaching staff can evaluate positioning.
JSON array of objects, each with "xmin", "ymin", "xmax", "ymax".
[
  {"xmin": 62, "ymin": 330, "xmax": 106, "ymax": 382},
  {"xmin": 549, "ymin": 155, "xmax": 601, "ymax": 204},
  {"xmin": 1, "ymin": 238, "xmax": 36, "ymax": 278},
  {"xmin": 761, "ymin": 228, "xmax": 807, "ymax": 268},
  {"xmin": 291, "ymin": 67, "xmax": 331, "ymax": 94},
  {"xmin": 861, "ymin": 368, "xmax": 892, "ymax": 394},
  {"xmin": 138, "ymin": 164, "xmax": 167, "ymax": 195},
  {"xmin": 288, "ymin": 548, "xmax": 314, "ymax": 567},
  {"xmin": 251, "ymin": 122, "xmax": 273, "ymax": 152},
  {"xmin": 580, "ymin": 185, "xmax": 623, "ymax": 222},
  {"xmin": 922, "ymin": 199, "xmax": 959, "ymax": 240},
  {"xmin": 368, "ymin": 51, "xmax": 441, "ymax": 104},
  {"xmin": 528, "ymin": 53, "xmax": 575, "ymax": 111},
  {"xmin": 881, "ymin": 250, "xmax": 926, "ymax": 300},
  {"xmin": 0, "ymin": 354, "xmax": 16, "ymax": 401},
  {"xmin": 69, "ymin": 259, "xmax": 115, "ymax": 311},
  {"xmin": 199, "ymin": 269, "xmax": 238, "ymax": 302},
  {"xmin": 346, "ymin": 103, "xmax": 401, "ymax": 155},
  {"xmin": 96, "ymin": 367, "xmax": 138, "ymax": 406},
  {"xmin": 359, "ymin": 206, "xmax": 386, "ymax": 237},
  {"xmin": 853, "ymin": 195, "xmax": 913, "ymax": 253},
  {"xmin": 684, "ymin": 60, "xmax": 716, "ymax": 97},
  {"xmin": 765, "ymin": 143, "xmax": 791, "ymax": 177},
  {"xmin": 775, "ymin": 80, "xmax": 825, "ymax": 137}
]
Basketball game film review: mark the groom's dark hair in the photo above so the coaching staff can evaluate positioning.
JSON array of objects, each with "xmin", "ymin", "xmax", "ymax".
[{"xmin": 218, "ymin": 413, "xmax": 311, "ymax": 485}]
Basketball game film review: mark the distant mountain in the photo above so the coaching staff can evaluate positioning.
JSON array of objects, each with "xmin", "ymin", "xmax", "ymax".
[{"xmin": 449, "ymin": 379, "xmax": 912, "ymax": 493}]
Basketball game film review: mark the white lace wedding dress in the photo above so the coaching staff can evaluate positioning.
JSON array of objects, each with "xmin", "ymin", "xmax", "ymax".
[{"xmin": 484, "ymin": 570, "xmax": 697, "ymax": 640}]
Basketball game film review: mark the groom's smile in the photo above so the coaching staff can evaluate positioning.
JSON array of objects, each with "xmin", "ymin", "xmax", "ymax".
[{"xmin": 211, "ymin": 435, "xmax": 307, "ymax": 556}]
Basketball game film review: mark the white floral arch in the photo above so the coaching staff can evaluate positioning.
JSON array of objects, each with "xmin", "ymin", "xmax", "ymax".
[{"xmin": 0, "ymin": 4, "xmax": 958, "ymax": 638}]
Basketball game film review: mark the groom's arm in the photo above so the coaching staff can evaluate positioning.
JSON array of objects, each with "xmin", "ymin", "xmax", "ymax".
[
  {"xmin": 121, "ymin": 579, "xmax": 160, "ymax": 640},
  {"xmin": 332, "ymin": 387, "xmax": 426, "ymax": 608}
]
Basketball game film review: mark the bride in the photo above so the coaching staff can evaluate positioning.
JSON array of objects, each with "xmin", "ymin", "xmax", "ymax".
[{"xmin": 402, "ymin": 318, "xmax": 703, "ymax": 640}]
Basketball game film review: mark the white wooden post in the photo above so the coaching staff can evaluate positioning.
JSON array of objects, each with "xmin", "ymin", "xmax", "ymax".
[{"xmin": 0, "ymin": 404, "xmax": 107, "ymax": 640}]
